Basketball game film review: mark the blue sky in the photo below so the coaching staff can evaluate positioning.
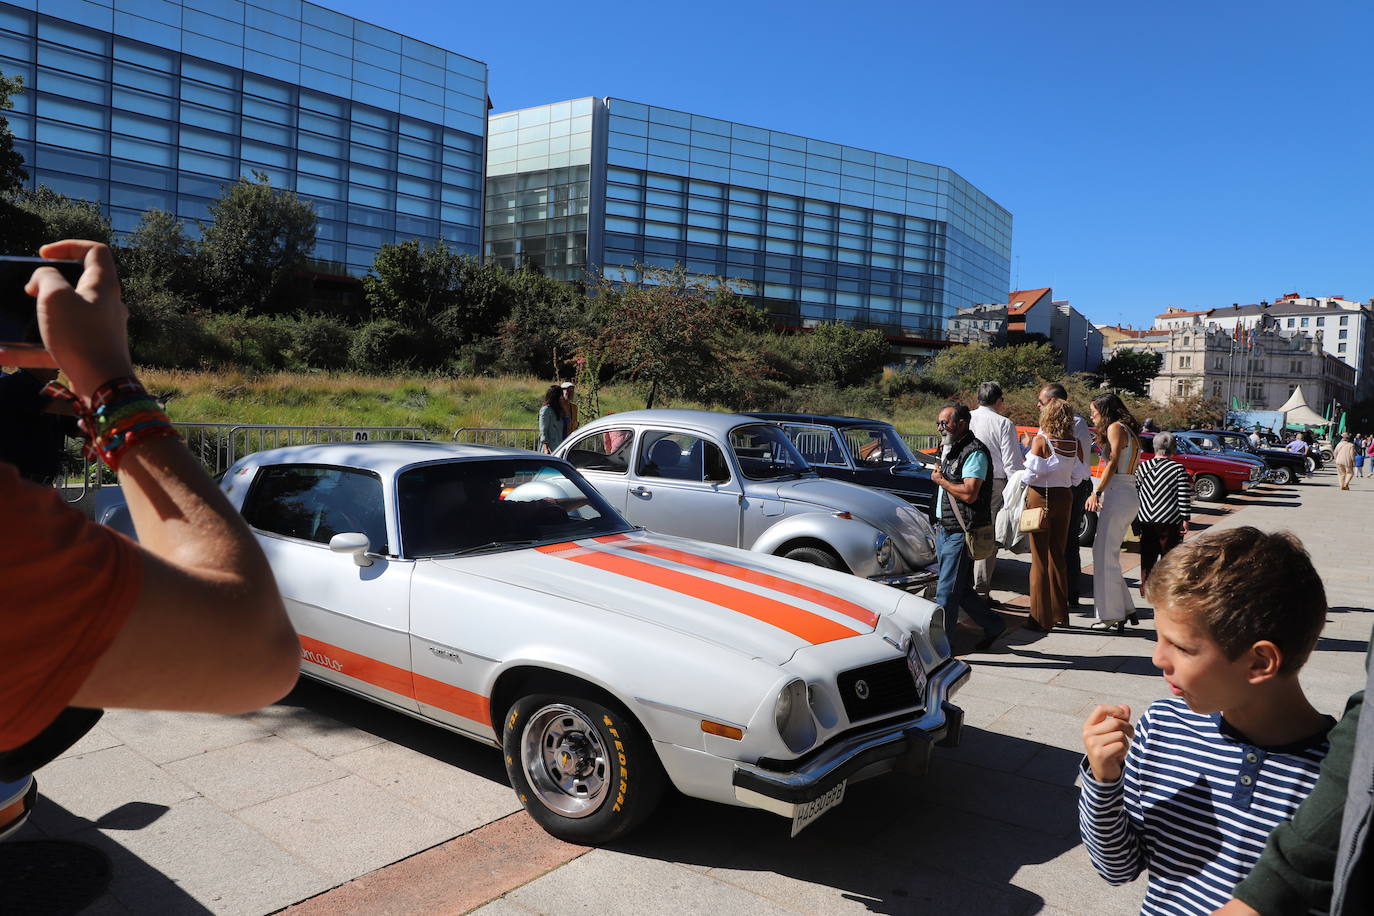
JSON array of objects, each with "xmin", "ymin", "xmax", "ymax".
[{"xmin": 334, "ymin": 0, "xmax": 1374, "ymax": 329}]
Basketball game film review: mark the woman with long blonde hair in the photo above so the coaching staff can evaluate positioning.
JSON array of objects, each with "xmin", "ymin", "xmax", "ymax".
[{"xmin": 1021, "ymin": 396, "xmax": 1082, "ymax": 631}]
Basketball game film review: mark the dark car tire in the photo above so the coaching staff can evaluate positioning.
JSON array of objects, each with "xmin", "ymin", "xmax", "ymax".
[
  {"xmin": 1194, "ymin": 474, "xmax": 1225, "ymax": 502},
  {"xmin": 1274, "ymin": 466, "xmax": 1297, "ymax": 486},
  {"xmin": 502, "ymin": 692, "xmax": 665, "ymax": 845},
  {"xmin": 782, "ymin": 545, "xmax": 847, "ymax": 571},
  {"xmin": 1078, "ymin": 510, "xmax": 1098, "ymax": 547},
  {"xmin": 1305, "ymin": 456, "xmax": 1317, "ymax": 475}
]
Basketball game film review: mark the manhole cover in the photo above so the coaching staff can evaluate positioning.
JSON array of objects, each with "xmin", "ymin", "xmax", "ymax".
[{"xmin": 0, "ymin": 840, "xmax": 111, "ymax": 915}]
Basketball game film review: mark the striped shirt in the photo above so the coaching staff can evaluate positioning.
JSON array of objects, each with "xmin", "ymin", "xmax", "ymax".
[
  {"xmin": 1135, "ymin": 456, "xmax": 1192, "ymax": 524},
  {"xmin": 1079, "ymin": 698, "xmax": 1333, "ymax": 916}
]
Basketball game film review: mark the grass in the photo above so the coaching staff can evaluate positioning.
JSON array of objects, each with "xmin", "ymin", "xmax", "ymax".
[{"xmin": 139, "ymin": 368, "xmax": 947, "ymax": 438}]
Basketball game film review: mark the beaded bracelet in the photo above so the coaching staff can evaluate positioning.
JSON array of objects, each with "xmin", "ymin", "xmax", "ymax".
[{"xmin": 41, "ymin": 376, "xmax": 180, "ymax": 472}]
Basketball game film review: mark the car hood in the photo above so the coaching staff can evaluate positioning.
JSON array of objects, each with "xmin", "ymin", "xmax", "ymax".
[
  {"xmin": 766, "ymin": 478, "xmax": 935, "ymax": 567},
  {"xmin": 430, "ymin": 530, "xmax": 897, "ymax": 665}
]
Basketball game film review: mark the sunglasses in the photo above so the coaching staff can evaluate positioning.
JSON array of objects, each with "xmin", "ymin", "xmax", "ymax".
[{"xmin": 936, "ymin": 419, "xmax": 952, "ymax": 428}]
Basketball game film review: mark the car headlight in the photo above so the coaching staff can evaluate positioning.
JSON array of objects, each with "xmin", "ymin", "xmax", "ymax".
[
  {"xmin": 773, "ymin": 678, "xmax": 817, "ymax": 753},
  {"xmin": 875, "ymin": 533, "xmax": 893, "ymax": 569}
]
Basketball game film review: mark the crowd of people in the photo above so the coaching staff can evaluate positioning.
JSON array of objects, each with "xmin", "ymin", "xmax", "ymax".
[{"xmin": 930, "ymin": 381, "xmax": 1194, "ymax": 646}]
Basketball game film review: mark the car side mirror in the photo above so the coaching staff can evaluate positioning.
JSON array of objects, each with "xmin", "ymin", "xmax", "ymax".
[{"xmin": 329, "ymin": 532, "xmax": 373, "ymax": 567}]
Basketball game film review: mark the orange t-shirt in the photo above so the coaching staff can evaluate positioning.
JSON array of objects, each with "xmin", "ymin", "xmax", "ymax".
[{"xmin": 0, "ymin": 462, "xmax": 141, "ymax": 749}]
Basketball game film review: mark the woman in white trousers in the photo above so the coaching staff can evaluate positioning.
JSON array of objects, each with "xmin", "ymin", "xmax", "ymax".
[{"xmin": 1086, "ymin": 393, "xmax": 1142, "ymax": 634}]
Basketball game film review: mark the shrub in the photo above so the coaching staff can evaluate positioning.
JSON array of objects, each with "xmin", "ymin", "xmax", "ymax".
[
  {"xmin": 203, "ymin": 313, "xmax": 293, "ymax": 370},
  {"xmin": 349, "ymin": 319, "xmax": 420, "ymax": 372},
  {"xmin": 287, "ymin": 315, "xmax": 352, "ymax": 370}
]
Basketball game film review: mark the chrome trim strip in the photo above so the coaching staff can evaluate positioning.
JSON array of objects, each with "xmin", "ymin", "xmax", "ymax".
[{"xmin": 633, "ymin": 697, "xmax": 748, "ymax": 732}]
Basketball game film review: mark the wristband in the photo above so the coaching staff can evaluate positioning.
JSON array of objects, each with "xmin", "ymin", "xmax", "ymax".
[{"xmin": 41, "ymin": 376, "xmax": 180, "ymax": 471}]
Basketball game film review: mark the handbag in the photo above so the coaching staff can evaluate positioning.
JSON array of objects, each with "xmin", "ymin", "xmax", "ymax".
[
  {"xmin": 1019, "ymin": 506, "xmax": 1049, "ymax": 533},
  {"xmin": 948, "ymin": 496, "xmax": 997, "ymax": 561}
]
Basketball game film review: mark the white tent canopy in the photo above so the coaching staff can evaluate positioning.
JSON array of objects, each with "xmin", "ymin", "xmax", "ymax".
[{"xmin": 1278, "ymin": 386, "xmax": 1329, "ymax": 427}]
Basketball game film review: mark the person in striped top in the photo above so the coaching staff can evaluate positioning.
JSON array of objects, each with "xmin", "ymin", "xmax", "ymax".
[
  {"xmin": 1079, "ymin": 528, "xmax": 1335, "ymax": 916},
  {"xmin": 1135, "ymin": 431, "xmax": 1192, "ymax": 590}
]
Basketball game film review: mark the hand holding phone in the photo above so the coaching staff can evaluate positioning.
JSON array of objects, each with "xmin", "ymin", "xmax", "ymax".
[
  {"xmin": 0, "ymin": 256, "xmax": 83, "ymax": 368},
  {"xmin": 15, "ymin": 242, "xmax": 135, "ymax": 399}
]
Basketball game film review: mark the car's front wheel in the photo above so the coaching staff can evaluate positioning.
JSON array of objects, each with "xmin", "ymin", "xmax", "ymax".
[
  {"xmin": 1273, "ymin": 466, "xmax": 1297, "ymax": 486},
  {"xmin": 502, "ymin": 693, "xmax": 664, "ymax": 845},
  {"xmin": 781, "ymin": 545, "xmax": 846, "ymax": 570},
  {"xmin": 1194, "ymin": 474, "xmax": 1225, "ymax": 502}
]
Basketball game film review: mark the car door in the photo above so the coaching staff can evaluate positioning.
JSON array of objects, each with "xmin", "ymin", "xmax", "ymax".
[
  {"xmin": 559, "ymin": 427, "xmax": 634, "ymax": 511},
  {"xmin": 241, "ymin": 464, "xmax": 418, "ymax": 712},
  {"xmin": 622, "ymin": 430, "xmax": 743, "ymax": 545}
]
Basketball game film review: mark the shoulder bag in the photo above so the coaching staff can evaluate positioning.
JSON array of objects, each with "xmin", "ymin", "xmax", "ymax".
[{"xmin": 948, "ymin": 491, "xmax": 997, "ymax": 561}]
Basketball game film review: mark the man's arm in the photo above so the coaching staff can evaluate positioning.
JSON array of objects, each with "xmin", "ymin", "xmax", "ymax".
[{"xmin": 29, "ymin": 241, "xmax": 299, "ymax": 714}]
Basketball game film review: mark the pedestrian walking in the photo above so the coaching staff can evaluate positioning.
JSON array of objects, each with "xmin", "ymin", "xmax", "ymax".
[
  {"xmin": 1021, "ymin": 396, "xmax": 1082, "ymax": 632},
  {"xmin": 1039, "ymin": 383, "xmax": 1095, "ymax": 610},
  {"xmin": 537, "ymin": 385, "xmax": 565, "ymax": 454},
  {"xmin": 929, "ymin": 402, "xmax": 1006, "ymax": 652},
  {"xmin": 1133, "ymin": 431, "xmax": 1191, "ymax": 590},
  {"xmin": 968, "ymin": 381, "xmax": 1023, "ymax": 605},
  {"xmin": 1087, "ymin": 393, "xmax": 1142, "ymax": 634},
  {"xmin": 558, "ymin": 381, "xmax": 579, "ymax": 438},
  {"xmin": 1355, "ymin": 434, "xmax": 1366, "ymax": 478},
  {"xmin": 1334, "ymin": 432, "xmax": 1356, "ymax": 490}
]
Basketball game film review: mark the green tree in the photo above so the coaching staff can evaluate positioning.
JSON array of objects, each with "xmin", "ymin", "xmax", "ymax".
[
  {"xmin": 800, "ymin": 322, "xmax": 890, "ymax": 387},
  {"xmin": 0, "ymin": 71, "xmax": 27, "ymax": 197},
  {"xmin": 1097, "ymin": 348, "xmax": 1163, "ymax": 396},
  {"xmin": 117, "ymin": 209, "xmax": 202, "ymax": 366},
  {"xmin": 922, "ymin": 341, "xmax": 1066, "ymax": 397},
  {"xmin": 7, "ymin": 185, "xmax": 112, "ymax": 251},
  {"xmin": 583, "ymin": 265, "xmax": 764, "ymax": 409},
  {"xmin": 497, "ymin": 267, "xmax": 591, "ymax": 377},
  {"xmin": 197, "ymin": 173, "xmax": 317, "ymax": 314}
]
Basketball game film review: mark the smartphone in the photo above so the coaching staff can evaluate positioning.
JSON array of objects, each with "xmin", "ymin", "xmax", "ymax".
[{"xmin": 0, "ymin": 255, "xmax": 84, "ymax": 368}]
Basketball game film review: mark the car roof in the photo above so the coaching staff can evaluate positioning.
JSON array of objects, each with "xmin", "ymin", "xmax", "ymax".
[
  {"xmin": 234, "ymin": 440, "xmax": 542, "ymax": 476},
  {"xmin": 579, "ymin": 409, "xmax": 770, "ymax": 436},
  {"xmin": 747, "ymin": 412, "xmax": 894, "ymax": 428}
]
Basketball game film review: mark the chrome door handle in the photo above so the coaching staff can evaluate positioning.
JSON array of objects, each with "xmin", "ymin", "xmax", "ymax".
[{"xmin": 630, "ymin": 486, "xmax": 652, "ymax": 497}]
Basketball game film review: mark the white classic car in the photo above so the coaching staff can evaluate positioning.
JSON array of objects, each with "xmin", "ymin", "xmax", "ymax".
[
  {"xmin": 555, "ymin": 410, "xmax": 939, "ymax": 591},
  {"xmin": 198, "ymin": 442, "xmax": 968, "ymax": 843}
]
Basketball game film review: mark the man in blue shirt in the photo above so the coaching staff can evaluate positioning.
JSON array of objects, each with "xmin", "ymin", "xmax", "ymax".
[{"xmin": 930, "ymin": 402, "xmax": 1006, "ymax": 652}]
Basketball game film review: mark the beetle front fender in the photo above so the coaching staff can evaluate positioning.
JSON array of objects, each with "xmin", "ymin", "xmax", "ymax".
[{"xmin": 749, "ymin": 512, "xmax": 887, "ymax": 577}]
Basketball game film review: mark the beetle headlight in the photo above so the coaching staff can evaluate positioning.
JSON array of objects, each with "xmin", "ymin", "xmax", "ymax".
[
  {"xmin": 773, "ymin": 678, "xmax": 816, "ymax": 753},
  {"xmin": 875, "ymin": 533, "xmax": 893, "ymax": 569}
]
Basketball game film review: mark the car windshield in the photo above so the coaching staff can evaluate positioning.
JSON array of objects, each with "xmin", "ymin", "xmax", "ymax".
[
  {"xmin": 840, "ymin": 426, "xmax": 919, "ymax": 467},
  {"xmin": 397, "ymin": 458, "xmax": 631, "ymax": 558},
  {"xmin": 1173, "ymin": 436, "xmax": 1203, "ymax": 456},
  {"xmin": 729, "ymin": 424, "xmax": 812, "ymax": 480}
]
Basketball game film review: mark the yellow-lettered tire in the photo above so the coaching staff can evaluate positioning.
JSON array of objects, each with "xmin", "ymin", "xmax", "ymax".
[{"xmin": 502, "ymin": 693, "xmax": 665, "ymax": 844}]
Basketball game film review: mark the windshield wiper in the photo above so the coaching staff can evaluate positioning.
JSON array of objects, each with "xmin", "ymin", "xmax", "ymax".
[{"xmin": 453, "ymin": 539, "xmax": 539, "ymax": 556}]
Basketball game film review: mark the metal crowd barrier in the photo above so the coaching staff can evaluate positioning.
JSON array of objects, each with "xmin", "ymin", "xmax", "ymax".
[
  {"xmin": 452, "ymin": 427, "xmax": 541, "ymax": 451},
  {"xmin": 223, "ymin": 425, "xmax": 429, "ymax": 473},
  {"xmin": 900, "ymin": 432, "xmax": 940, "ymax": 452}
]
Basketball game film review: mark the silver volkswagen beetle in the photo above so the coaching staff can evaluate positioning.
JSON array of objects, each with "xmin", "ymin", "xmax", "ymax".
[{"xmin": 556, "ymin": 410, "xmax": 938, "ymax": 590}]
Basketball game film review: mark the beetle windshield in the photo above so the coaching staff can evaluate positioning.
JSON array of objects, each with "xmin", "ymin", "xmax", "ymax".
[
  {"xmin": 729, "ymin": 424, "xmax": 812, "ymax": 480},
  {"xmin": 398, "ymin": 458, "xmax": 631, "ymax": 558},
  {"xmin": 839, "ymin": 426, "xmax": 919, "ymax": 467}
]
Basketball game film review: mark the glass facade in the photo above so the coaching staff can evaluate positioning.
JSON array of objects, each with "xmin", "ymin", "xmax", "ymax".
[
  {"xmin": 485, "ymin": 97, "xmax": 1011, "ymax": 338},
  {"xmin": 0, "ymin": 0, "xmax": 486, "ymax": 275}
]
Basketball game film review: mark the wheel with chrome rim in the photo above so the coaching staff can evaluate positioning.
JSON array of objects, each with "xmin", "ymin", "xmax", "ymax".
[{"xmin": 502, "ymin": 691, "xmax": 665, "ymax": 844}]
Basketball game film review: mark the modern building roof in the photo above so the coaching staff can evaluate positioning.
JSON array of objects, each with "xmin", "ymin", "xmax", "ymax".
[{"xmin": 1007, "ymin": 288, "xmax": 1052, "ymax": 315}]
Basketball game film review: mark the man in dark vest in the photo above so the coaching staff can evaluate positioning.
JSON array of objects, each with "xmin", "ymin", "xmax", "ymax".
[{"xmin": 930, "ymin": 402, "xmax": 1006, "ymax": 652}]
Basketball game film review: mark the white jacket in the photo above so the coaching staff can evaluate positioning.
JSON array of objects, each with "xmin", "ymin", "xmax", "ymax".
[{"xmin": 997, "ymin": 470, "xmax": 1031, "ymax": 554}]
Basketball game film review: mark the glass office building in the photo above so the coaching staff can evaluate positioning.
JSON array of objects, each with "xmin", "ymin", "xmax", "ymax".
[
  {"xmin": 486, "ymin": 98, "xmax": 1010, "ymax": 339},
  {"xmin": 0, "ymin": 0, "xmax": 486, "ymax": 275}
]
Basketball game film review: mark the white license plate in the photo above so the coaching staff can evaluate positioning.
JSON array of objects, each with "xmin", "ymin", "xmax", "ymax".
[
  {"xmin": 906, "ymin": 640, "xmax": 928, "ymax": 705},
  {"xmin": 790, "ymin": 779, "xmax": 846, "ymax": 837}
]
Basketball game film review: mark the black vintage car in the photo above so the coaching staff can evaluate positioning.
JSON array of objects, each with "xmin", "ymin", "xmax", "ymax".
[
  {"xmin": 748, "ymin": 413, "xmax": 937, "ymax": 517},
  {"xmin": 1185, "ymin": 429, "xmax": 1306, "ymax": 485}
]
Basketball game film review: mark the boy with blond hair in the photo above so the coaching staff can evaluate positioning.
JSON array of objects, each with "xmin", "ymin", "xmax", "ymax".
[{"xmin": 1079, "ymin": 527, "xmax": 1335, "ymax": 915}]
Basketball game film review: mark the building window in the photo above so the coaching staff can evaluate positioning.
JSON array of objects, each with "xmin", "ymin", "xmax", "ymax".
[
  {"xmin": 1245, "ymin": 381, "xmax": 1264, "ymax": 403},
  {"xmin": 1317, "ymin": 317, "xmax": 1326, "ymax": 326},
  {"xmin": 1341, "ymin": 315, "xmax": 1349, "ymax": 325},
  {"xmin": 1249, "ymin": 359, "xmax": 1263, "ymax": 372},
  {"xmin": 1179, "ymin": 355, "xmax": 1192, "ymax": 368},
  {"xmin": 1339, "ymin": 343, "xmax": 1347, "ymax": 353},
  {"xmin": 1176, "ymin": 380, "xmax": 1188, "ymax": 397},
  {"xmin": 1182, "ymin": 336, "xmax": 1190, "ymax": 346},
  {"xmin": 1302, "ymin": 317, "xmax": 1309, "ymax": 327},
  {"xmin": 1287, "ymin": 318, "xmax": 1295, "ymax": 327},
  {"xmin": 1212, "ymin": 381, "xmax": 1222, "ymax": 397},
  {"xmin": 1291, "ymin": 360, "xmax": 1302, "ymax": 373},
  {"xmin": 1214, "ymin": 357, "xmax": 1223, "ymax": 370},
  {"xmin": 1339, "ymin": 329, "xmax": 1348, "ymax": 339}
]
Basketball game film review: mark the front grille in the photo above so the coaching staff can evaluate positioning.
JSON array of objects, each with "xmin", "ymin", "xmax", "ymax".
[{"xmin": 837, "ymin": 656, "xmax": 919, "ymax": 723}]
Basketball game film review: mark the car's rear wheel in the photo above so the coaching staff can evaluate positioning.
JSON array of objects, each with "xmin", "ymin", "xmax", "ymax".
[
  {"xmin": 1194, "ymin": 474, "xmax": 1224, "ymax": 502},
  {"xmin": 1078, "ymin": 510, "xmax": 1098, "ymax": 547},
  {"xmin": 782, "ymin": 545, "xmax": 846, "ymax": 570},
  {"xmin": 502, "ymin": 692, "xmax": 664, "ymax": 845}
]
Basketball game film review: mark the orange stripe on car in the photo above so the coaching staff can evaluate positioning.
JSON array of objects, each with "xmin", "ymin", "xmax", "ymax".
[
  {"xmin": 545, "ymin": 546, "xmax": 858, "ymax": 644},
  {"xmin": 618, "ymin": 542, "xmax": 879, "ymax": 629},
  {"xmin": 298, "ymin": 635, "xmax": 491, "ymax": 726}
]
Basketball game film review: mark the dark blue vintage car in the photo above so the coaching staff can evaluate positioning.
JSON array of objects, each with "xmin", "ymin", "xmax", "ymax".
[{"xmin": 748, "ymin": 413, "xmax": 937, "ymax": 517}]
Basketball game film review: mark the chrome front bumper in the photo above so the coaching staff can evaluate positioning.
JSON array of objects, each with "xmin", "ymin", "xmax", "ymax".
[
  {"xmin": 869, "ymin": 564, "xmax": 940, "ymax": 592},
  {"xmin": 732, "ymin": 657, "xmax": 970, "ymax": 817}
]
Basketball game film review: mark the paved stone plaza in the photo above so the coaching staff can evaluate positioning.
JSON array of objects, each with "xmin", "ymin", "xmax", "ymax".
[{"xmin": 7, "ymin": 470, "xmax": 1371, "ymax": 915}]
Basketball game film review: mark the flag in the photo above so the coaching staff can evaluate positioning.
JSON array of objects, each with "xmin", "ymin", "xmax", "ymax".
[{"xmin": 1339, "ymin": 411, "xmax": 1347, "ymax": 434}]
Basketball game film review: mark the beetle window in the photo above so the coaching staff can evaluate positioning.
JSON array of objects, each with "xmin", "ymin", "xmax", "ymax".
[
  {"xmin": 637, "ymin": 431, "xmax": 731, "ymax": 483},
  {"xmin": 728, "ymin": 424, "xmax": 811, "ymax": 480},
  {"xmin": 841, "ymin": 426, "xmax": 916, "ymax": 467},
  {"xmin": 783, "ymin": 424, "xmax": 848, "ymax": 467},
  {"xmin": 565, "ymin": 428, "xmax": 634, "ymax": 474},
  {"xmin": 243, "ymin": 465, "xmax": 388, "ymax": 553}
]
